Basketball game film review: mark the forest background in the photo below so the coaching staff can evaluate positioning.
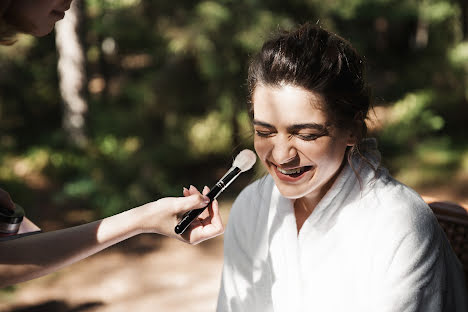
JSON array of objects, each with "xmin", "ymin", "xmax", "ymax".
[{"xmin": 0, "ymin": 0, "xmax": 467, "ymax": 309}]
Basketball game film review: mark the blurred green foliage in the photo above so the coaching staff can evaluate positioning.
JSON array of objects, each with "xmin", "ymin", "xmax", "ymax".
[
  {"xmin": 0, "ymin": 0, "xmax": 467, "ymax": 220},
  {"xmin": 379, "ymin": 90, "xmax": 445, "ymax": 149}
]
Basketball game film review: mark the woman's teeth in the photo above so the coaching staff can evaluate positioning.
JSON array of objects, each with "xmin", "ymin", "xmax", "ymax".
[{"xmin": 277, "ymin": 167, "xmax": 303, "ymax": 175}]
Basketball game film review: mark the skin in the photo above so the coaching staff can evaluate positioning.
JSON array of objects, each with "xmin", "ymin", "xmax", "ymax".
[
  {"xmin": 0, "ymin": 185, "xmax": 223, "ymax": 288},
  {"xmin": 252, "ymin": 84, "xmax": 355, "ymax": 232},
  {"xmin": 3, "ymin": 0, "xmax": 72, "ymax": 36}
]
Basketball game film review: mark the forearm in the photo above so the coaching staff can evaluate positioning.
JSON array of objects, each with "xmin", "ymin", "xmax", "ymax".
[
  {"xmin": 0, "ymin": 191, "xmax": 222, "ymax": 288},
  {"xmin": 0, "ymin": 207, "xmax": 144, "ymax": 287}
]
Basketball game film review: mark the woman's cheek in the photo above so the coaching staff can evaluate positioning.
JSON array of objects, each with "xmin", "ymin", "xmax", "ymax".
[{"xmin": 254, "ymin": 137, "xmax": 267, "ymax": 158}]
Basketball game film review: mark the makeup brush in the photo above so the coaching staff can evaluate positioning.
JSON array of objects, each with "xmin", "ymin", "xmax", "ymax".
[{"xmin": 174, "ymin": 149, "xmax": 257, "ymax": 235}]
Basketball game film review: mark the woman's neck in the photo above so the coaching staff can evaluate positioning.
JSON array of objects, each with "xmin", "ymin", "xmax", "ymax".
[{"xmin": 293, "ymin": 158, "xmax": 347, "ymax": 233}]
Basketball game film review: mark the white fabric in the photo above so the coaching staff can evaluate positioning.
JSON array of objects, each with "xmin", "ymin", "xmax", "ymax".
[{"xmin": 217, "ymin": 139, "xmax": 467, "ymax": 312}]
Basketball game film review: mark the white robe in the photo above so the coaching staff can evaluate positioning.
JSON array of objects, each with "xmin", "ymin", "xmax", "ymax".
[{"xmin": 217, "ymin": 139, "xmax": 467, "ymax": 312}]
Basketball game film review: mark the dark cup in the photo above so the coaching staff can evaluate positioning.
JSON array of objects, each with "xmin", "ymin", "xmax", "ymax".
[{"xmin": 0, "ymin": 203, "xmax": 24, "ymax": 236}]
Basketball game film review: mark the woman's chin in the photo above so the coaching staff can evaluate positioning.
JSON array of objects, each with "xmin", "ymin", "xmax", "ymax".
[
  {"xmin": 31, "ymin": 26, "xmax": 54, "ymax": 37},
  {"xmin": 272, "ymin": 179, "xmax": 312, "ymax": 200},
  {"xmin": 27, "ymin": 21, "xmax": 56, "ymax": 37}
]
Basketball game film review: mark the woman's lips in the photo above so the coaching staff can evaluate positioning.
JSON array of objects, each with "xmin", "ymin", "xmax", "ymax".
[{"xmin": 273, "ymin": 165, "xmax": 313, "ymax": 182}]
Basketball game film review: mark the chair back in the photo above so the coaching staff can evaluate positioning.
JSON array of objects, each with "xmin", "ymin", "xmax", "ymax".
[{"xmin": 425, "ymin": 198, "xmax": 468, "ymax": 283}]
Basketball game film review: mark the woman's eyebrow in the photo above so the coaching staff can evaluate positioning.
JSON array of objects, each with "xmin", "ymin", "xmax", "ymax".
[
  {"xmin": 253, "ymin": 120, "xmax": 329, "ymax": 134},
  {"xmin": 252, "ymin": 119, "xmax": 275, "ymax": 128},
  {"xmin": 287, "ymin": 123, "xmax": 328, "ymax": 133}
]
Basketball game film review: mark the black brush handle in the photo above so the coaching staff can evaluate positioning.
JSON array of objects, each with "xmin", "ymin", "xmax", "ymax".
[
  {"xmin": 174, "ymin": 167, "xmax": 241, "ymax": 235},
  {"xmin": 174, "ymin": 185, "xmax": 220, "ymax": 234}
]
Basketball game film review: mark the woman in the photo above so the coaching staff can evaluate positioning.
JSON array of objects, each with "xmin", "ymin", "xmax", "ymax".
[
  {"xmin": 217, "ymin": 23, "xmax": 467, "ymax": 311},
  {"xmin": 0, "ymin": 0, "xmax": 224, "ymax": 288}
]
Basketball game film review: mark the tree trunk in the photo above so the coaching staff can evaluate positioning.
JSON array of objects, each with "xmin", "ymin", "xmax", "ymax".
[
  {"xmin": 55, "ymin": 0, "xmax": 88, "ymax": 147},
  {"xmin": 460, "ymin": 0, "xmax": 468, "ymax": 40},
  {"xmin": 459, "ymin": 0, "xmax": 468, "ymax": 131}
]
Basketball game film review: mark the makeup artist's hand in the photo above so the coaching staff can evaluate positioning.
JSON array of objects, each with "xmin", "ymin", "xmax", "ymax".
[
  {"xmin": 137, "ymin": 186, "xmax": 224, "ymax": 244},
  {"xmin": 0, "ymin": 187, "xmax": 15, "ymax": 212},
  {"xmin": 179, "ymin": 185, "xmax": 224, "ymax": 244}
]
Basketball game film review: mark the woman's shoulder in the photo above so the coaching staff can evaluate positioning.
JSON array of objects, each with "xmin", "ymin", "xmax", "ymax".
[
  {"xmin": 227, "ymin": 175, "xmax": 274, "ymax": 234},
  {"xmin": 233, "ymin": 175, "xmax": 274, "ymax": 208},
  {"xmin": 365, "ymin": 173, "xmax": 438, "ymax": 234}
]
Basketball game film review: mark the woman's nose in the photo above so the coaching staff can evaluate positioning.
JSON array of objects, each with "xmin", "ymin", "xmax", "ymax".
[{"xmin": 271, "ymin": 135, "xmax": 297, "ymax": 165}]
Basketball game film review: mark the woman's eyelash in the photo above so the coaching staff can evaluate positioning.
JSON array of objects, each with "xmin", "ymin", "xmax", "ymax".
[
  {"xmin": 255, "ymin": 129, "xmax": 321, "ymax": 141},
  {"xmin": 296, "ymin": 133, "xmax": 320, "ymax": 141},
  {"xmin": 255, "ymin": 130, "xmax": 273, "ymax": 137}
]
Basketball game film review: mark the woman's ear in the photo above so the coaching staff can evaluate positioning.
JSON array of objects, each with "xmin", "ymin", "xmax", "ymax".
[{"xmin": 346, "ymin": 117, "xmax": 364, "ymax": 146}]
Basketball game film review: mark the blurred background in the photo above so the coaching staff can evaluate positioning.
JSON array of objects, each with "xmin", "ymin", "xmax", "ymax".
[{"xmin": 1, "ymin": 0, "xmax": 467, "ymax": 311}]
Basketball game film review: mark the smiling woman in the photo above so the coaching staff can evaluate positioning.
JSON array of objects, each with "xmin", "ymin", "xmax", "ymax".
[{"xmin": 217, "ymin": 23, "xmax": 467, "ymax": 312}]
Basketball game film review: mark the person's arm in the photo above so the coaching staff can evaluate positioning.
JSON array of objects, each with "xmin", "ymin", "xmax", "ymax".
[{"xmin": 0, "ymin": 187, "xmax": 224, "ymax": 288}]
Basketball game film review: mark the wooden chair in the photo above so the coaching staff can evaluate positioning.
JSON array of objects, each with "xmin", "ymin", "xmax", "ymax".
[{"xmin": 423, "ymin": 196, "xmax": 468, "ymax": 283}]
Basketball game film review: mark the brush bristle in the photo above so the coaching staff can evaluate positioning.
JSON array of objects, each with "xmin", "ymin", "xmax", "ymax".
[{"xmin": 233, "ymin": 149, "xmax": 257, "ymax": 172}]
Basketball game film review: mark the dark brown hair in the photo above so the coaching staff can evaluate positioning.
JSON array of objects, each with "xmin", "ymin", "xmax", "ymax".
[
  {"xmin": 0, "ymin": 0, "xmax": 17, "ymax": 45},
  {"xmin": 0, "ymin": 22, "xmax": 17, "ymax": 45},
  {"xmin": 247, "ymin": 23, "xmax": 372, "ymax": 167}
]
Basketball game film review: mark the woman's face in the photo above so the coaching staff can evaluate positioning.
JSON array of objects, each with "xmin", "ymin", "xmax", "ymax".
[
  {"xmin": 252, "ymin": 84, "xmax": 354, "ymax": 201},
  {"xmin": 4, "ymin": 0, "xmax": 73, "ymax": 37}
]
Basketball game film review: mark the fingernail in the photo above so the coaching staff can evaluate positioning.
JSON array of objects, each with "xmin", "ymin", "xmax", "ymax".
[
  {"xmin": 189, "ymin": 185, "xmax": 196, "ymax": 190},
  {"xmin": 203, "ymin": 196, "xmax": 211, "ymax": 204},
  {"xmin": 183, "ymin": 187, "xmax": 188, "ymax": 192},
  {"xmin": 203, "ymin": 185, "xmax": 209, "ymax": 192}
]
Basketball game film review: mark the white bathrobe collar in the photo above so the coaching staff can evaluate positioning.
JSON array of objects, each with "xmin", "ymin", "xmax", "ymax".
[{"xmin": 266, "ymin": 138, "xmax": 381, "ymax": 311}]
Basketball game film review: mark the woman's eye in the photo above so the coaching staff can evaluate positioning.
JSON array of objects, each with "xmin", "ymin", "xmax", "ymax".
[
  {"xmin": 255, "ymin": 130, "xmax": 273, "ymax": 137},
  {"xmin": 296, "ymin": 133, "xmax": 319, "ymax": 141}
]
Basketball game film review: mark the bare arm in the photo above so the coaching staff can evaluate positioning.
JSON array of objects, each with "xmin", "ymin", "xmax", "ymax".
[{"xmin": 0, "ymin": 187, "xmax": 224, "ymax": 288}]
